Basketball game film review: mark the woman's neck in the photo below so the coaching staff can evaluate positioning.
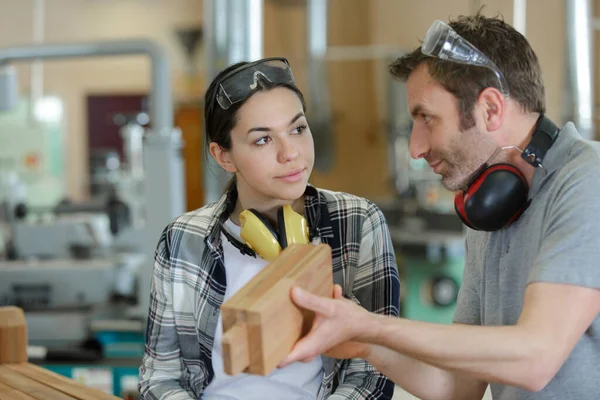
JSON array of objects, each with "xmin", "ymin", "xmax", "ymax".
[{"xmin": 229, "ymin": 188, "xmax": 305, "ymax": 227}]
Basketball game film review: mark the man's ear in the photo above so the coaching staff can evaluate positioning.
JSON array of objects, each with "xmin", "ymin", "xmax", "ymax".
[
  {"xmin": 478, "ymin": 87, "xmax": 505, "ymax": 132},
  {"xmin": 209, "ymin": 142, "xmax": 237, "ymax": 173}
]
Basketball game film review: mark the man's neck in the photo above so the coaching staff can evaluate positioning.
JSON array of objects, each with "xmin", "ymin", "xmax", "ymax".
[{"xmin": 504, "ymin": 112, "xmax": 541, "ymax": 187}]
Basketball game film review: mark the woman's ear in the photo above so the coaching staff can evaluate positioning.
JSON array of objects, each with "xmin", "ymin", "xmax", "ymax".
[
  {"xmin": 478, "ymin": 87, "xmax": 505, "ymax": 132},
  {"xmin": 209, "ymin": 142, "xmax": 237, "ymax": 173}
]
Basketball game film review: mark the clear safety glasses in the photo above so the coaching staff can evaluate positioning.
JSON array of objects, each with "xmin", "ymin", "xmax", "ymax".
[
  {"xmin": 215, "ymin": 57, "xmax": 297, "ymax": 110},
  {"xmin": 422, "ymin": 19, "xmax": 510, "ymax": 97}
]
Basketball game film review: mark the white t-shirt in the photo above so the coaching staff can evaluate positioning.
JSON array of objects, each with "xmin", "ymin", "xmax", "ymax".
[{"xmin": 202, "ymin": 218, "xmax": 324, "ymax": 400}]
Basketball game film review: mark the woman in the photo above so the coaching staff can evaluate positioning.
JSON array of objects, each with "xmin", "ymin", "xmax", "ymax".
[{"xmin": 139, "ymin": 57, "xmax": 400, "ymax": 399}]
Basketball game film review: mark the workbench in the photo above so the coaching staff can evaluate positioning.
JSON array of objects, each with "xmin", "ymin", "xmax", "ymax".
[{"xmin": 0, "ymin": 306, "xmax": 121, "ymax": 399}]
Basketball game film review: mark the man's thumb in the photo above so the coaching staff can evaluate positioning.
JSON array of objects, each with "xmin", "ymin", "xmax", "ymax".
[{"xmin": 290, "ymin": 286, "xmax": 328, "ymax": 313}]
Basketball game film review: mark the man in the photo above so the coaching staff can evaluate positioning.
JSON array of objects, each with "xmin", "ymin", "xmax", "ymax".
[{"xmin": 280, "ymin": 12, "xmax": 600, "ymax": 400}]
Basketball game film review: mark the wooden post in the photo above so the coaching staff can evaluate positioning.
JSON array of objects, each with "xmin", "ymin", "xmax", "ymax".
[{"xmin": 0, "ymin": 306, "xmax": 28, "ymax": 364}]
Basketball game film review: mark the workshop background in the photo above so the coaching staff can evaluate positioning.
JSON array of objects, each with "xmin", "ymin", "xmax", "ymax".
[{"xmin": 0, "ymin": 0, "xmax": 596, "ymax": 399}]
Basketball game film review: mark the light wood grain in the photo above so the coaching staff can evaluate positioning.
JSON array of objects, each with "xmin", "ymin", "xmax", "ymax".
[
  {"xmin": 0, "ymin": 365, "xmax": 77, "ymax": 400},
  {"xmin": 221, "ymin": 243, "xmax": 333, "ymax": 376},
  {"xmin": 7, "ymin": 363, "xmax": 121, "ymax": 400},
  {"xmin": 0, "ymin": 380, "xmax": 36, "ymax": 400}
]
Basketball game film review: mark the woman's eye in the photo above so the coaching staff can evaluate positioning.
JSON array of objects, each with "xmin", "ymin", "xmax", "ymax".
[
  {"xmin": 255, "ymin": 136, "xmax": 271, "ymax": 146},
  {"xmin": 292, "ymin": 125, "xmax": 307, "ymax": 134}
]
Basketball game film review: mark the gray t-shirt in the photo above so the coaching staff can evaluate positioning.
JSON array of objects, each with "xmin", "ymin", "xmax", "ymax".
[{"xmin": 454, "ymin": 122, "xmax": 600, "ymax": 399}]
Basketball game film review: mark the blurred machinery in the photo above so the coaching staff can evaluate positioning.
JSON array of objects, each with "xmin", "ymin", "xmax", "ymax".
[
  {"xmin": 382, "ymin": 65, "xmax": 465, "ymax": 324},
  {"xmin": 0, "ymin": 39, "xmax": 185, "ymax": 397}
]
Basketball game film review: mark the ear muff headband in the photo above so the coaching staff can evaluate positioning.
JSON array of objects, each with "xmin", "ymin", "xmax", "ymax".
[
  {"xmin": 238, "ymin": 205, "xmax": 310, "ymax": 261},
  {"xmin": 239, "ymin": 209, "xmax": 282, "ymax": 262}
]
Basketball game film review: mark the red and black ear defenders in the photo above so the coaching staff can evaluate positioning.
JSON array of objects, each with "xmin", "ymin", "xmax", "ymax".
[{"xmin": 454, "ymin": 114, "xmax": 559, "ymax": 232}]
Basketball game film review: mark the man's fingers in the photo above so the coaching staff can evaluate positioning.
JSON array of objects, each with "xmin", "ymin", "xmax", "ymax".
[
  {"xmin": 279, "ymin": 336, "xmax": 319, "ymax": 367},
  {"xmin": 290, "ymin": 286, "xmax": 332, "ymax": 315}
]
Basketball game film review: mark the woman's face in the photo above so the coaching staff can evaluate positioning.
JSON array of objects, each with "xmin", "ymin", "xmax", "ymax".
[{"xmin": 216, "ymin": 87, "xmax": 315, "ymax": 206}]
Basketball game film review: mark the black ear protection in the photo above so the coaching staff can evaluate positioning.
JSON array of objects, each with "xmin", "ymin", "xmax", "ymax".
[
  {"xmin": 454, "ymin": 114, "xmax": 559, "ymax": 232},
  {"xmin": 221, "ymin": 204, "xmax": 309, "ymax": 261}
]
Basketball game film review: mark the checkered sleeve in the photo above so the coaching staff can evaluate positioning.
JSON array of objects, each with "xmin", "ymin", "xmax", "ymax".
[
  {"xmin": 330, "ymin": 201, "xmax": 400, "ymax": 399},
  {"xmin": 138, "ymin": 226, "xmax": 196, "ymax": 400}
]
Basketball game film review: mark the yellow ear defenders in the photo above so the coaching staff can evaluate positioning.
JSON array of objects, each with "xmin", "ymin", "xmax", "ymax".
[{"xmin": 239, "ymin": 204, "xmax": 309, "ymax": 261}]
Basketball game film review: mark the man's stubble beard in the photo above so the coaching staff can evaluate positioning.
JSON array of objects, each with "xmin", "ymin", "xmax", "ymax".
[{"xmin": 439, "ymin": 127, "xmax": 498, "ymax": 192}]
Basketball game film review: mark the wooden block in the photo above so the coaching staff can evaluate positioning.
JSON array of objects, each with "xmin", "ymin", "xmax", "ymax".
[
  {"xmin": 0, "ymin": 306, "xmax": 28, "ymax": 364},
  {"xmin": 7, "ymin": 363, "xmax": 121, "ymax": 400},
  {"xmin": 221, "ymin": 243, "xmax": 333, "ymax": 376}
]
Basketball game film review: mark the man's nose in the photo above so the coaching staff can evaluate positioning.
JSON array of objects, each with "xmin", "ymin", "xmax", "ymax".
[{"xmin": 409, "ymin": 125, "xmax": 430, "ymax": 160}]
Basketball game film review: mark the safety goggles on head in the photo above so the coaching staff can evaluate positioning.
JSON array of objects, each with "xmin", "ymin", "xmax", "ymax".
[
  {"xmin": 421, "ymin": 20, "xmax": 510, "ymax": 97},
  {"xmin": 215, "ymin": 57, "xmax": 297, "ymax": 110}
]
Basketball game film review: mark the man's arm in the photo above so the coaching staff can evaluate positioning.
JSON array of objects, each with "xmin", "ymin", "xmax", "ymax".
[
  {"xmin": 366, "ymin": 282, "xmax": 600, "ymax": 391},
  {"xmin": 285, "ymin": 281, "xmax": 600, "ymax": 393},
  {"xmin": 364, "ymin": 344, "xmax": 487, "ymax": 400}
]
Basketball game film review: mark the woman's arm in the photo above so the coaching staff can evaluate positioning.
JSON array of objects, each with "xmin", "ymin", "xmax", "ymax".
[{"xmin": 138, "ymin": 227, "xmax": 195, "ymax": 400}]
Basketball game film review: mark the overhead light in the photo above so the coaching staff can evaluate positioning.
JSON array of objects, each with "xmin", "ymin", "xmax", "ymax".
[{"xmin": 34, "ymin": 96, "xmax": 63, "ymax": 123}]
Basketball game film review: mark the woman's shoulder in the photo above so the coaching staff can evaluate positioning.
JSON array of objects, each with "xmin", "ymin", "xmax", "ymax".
[
  {"xmin": 314, "ymin": 187, "xmax": 381, "ymax": 214},
  {"xmin": 164, "ymin": 201, "xmax": 223, "ymax": 237}
]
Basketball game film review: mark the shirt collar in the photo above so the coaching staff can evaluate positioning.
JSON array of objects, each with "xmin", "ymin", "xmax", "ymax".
[
  {"xmin": 530, "ymin": 121, "xmax": 579, "ymax": 197},
  {"xmin": 203, "ymin": 183, "xmax": 331, "ymax": 254}
]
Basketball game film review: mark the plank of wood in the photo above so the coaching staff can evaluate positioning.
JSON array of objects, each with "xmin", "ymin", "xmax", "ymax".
[
  {"xmin": 0, "ymin": 380, "xmax": 36, "ymax": 400},
  {"xmin": 0, "ymin": 306, "xmax": 28, "ymax": 364},
  {"xmin": 221, "ymin": 243, "xmax": 333, "ymax": 376},
  {"xmin": 7, "ymin": 363, "xmax": 121, "ymax": 400},
  {"xmin": 0, "ymin": 365, "xmax": 77, "ymax": 400}
]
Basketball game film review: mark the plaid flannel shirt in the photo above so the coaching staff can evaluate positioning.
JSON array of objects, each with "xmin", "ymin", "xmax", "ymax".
[{"xmin": 139, "ymin": 185, "xmax": 400, "ymax": 399}]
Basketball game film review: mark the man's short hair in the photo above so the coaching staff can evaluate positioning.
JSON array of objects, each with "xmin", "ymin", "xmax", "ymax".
[{"xmin": 390, "ymin": 11, "xmax": 546, "ymax": 130}]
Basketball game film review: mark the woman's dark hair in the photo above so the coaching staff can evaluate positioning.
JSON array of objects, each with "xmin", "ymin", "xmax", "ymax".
[
  {"xmin": 203, "ymin": 61, "xmax": 306, "ymax": 193},
  {"xmin": 204, "ymin": 61, "xmax": 306, "ymax": 152}
]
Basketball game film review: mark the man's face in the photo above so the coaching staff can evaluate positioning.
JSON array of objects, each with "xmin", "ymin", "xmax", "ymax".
[{"xmin": 405, "ymin": 64, "xmax": 497, "ymax": 192}]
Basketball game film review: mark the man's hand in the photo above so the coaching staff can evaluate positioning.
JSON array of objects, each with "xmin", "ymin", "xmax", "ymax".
[
  {"xmin": 280, "ymin": 284, "xmax": 372, "ymax": 366},
  {"xmin": 324, "ymin": 285, "xmax": 371, "ymax": 360}
]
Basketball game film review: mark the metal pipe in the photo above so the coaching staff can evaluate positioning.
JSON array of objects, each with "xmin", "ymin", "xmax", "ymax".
[
  {"xmin": 513, "ymin": 0, "xmax": 526, "ymax": 36},
  {"xmin": 565, "ymin": 0, "xmax": 595, "ymax": 139},
  {"xmin": 307, "ymin": 0, "xmax": 334, "ymax": 172},
  {"xmin": 0, "ymin": 39, "xmax": 173, "ymax": 135},
  {"xmin": 202, "ymin": 0, "xmax": 264, "ymax": 204},
  {"xmin": 30, "ymin": 0, "xmax": 45, "ymax": 113},
  {"xmin": 247, "ymin": 0, "xmax": 263, "ymax": 61}
]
